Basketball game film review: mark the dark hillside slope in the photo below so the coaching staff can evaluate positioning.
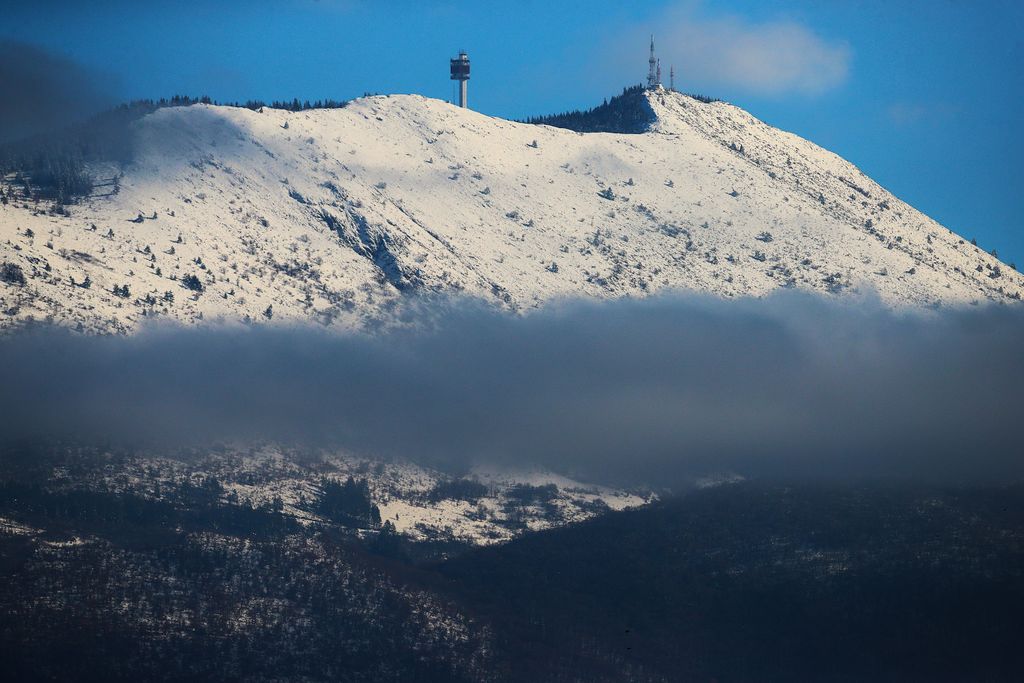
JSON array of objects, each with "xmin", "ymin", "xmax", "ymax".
[
  {"xmin": 2, "ymin": 443, "xmax": 1022, "ymax": 681},
  {"xmin": 438, "ymin": 482, "xmax": 1024, "ymax": 682}
]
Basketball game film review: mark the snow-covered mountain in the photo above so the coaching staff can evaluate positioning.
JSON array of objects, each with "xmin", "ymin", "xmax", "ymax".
[
  {"xmin": 19, "ymin": 443, "xmax": 651, "ymax": 547},
  {"xmin": 2, "ymin": 88, "xmax": 1021, "ymax": 332}
]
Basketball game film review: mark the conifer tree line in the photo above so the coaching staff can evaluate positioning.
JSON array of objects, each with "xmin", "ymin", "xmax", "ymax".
[{"xmin": 524, "ymin": 84, "xmax": 719, "ymax": 134}]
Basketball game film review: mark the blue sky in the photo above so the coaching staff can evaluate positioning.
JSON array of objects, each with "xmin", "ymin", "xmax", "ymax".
[{"xmin": 4, "ymin": 0, "xmax": 1022, "ymax": 265}]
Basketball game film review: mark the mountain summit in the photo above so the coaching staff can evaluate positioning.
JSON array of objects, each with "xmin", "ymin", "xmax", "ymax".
[{"xmin": 2, "ymin": 90, "xmax": 1020, "ymax": 332}]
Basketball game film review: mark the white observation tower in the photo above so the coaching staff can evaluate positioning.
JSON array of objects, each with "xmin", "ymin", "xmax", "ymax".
[{"xmin": 450, "ymin": 51, "xmax": 471, "ymax": 108}]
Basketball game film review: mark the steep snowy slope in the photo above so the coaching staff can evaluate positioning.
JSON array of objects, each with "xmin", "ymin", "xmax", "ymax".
[{"xmin": 2, "ymin": 89, "xmax": 1020, "ymax": 332}]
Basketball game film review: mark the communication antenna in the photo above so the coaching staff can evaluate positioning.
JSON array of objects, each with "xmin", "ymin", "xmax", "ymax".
[{"xmin": 647, "ymin": 36, "xmax": 657, "ymax": 89}]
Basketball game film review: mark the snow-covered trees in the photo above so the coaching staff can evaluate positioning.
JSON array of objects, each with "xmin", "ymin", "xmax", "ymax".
[
  {"xmin": 181, "ymin": 274, "xmax": 204, "ymax": 292},
  {"xmin": 1, "ymin": 262, "xmax": 26, "ymax": 285},
  {"xmin": 315, "ymin": 477, "xmax": 381, "ymax": 529}
]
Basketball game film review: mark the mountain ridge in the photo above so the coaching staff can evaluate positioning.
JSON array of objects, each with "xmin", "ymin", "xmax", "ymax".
[{"xmin": 2, "ymin": 89, "xmax": 1021, "ymax": 333}]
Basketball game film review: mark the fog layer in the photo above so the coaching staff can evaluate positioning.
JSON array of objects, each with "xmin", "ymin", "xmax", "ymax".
[{"xmin": 1, "ymin": 293, "xmax": 1021, "ymax": 486}]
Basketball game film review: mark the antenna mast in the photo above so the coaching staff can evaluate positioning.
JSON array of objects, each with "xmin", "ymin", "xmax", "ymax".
[{"xmin": 647, "ymin": 36, "xmax": 658, "ymax": 89}]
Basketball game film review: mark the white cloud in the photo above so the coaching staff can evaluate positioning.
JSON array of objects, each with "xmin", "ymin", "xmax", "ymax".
[{"xmin": 613, "ymin": 8, "xmax": 851, "ymax": 96}]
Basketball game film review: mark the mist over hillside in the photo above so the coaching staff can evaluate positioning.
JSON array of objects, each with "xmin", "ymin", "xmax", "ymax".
[{"xmin": 1, "ymin": 292, "xmax": 1022, "ymax": 488}]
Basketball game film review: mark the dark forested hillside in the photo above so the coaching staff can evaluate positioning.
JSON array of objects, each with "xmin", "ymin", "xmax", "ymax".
[
  {"xmin": 0, "ymin": 450, "xmax": 489, "ymax": 682},
  {"xmin": 524, "ymin": 85, "xmax": 657, "ymax": 134},
  {"xmin": 438, "ymin": 483, "xmax": 1024, "ymax": 682},
  {"xmin": 1, "ymin": 444, "xmax": 1022, "ymax": 682}
]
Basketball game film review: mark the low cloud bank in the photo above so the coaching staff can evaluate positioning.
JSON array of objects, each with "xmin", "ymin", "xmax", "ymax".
[{"xmin": 1, "ymin": 293, "xmax": 1021, "ymax": 486}]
